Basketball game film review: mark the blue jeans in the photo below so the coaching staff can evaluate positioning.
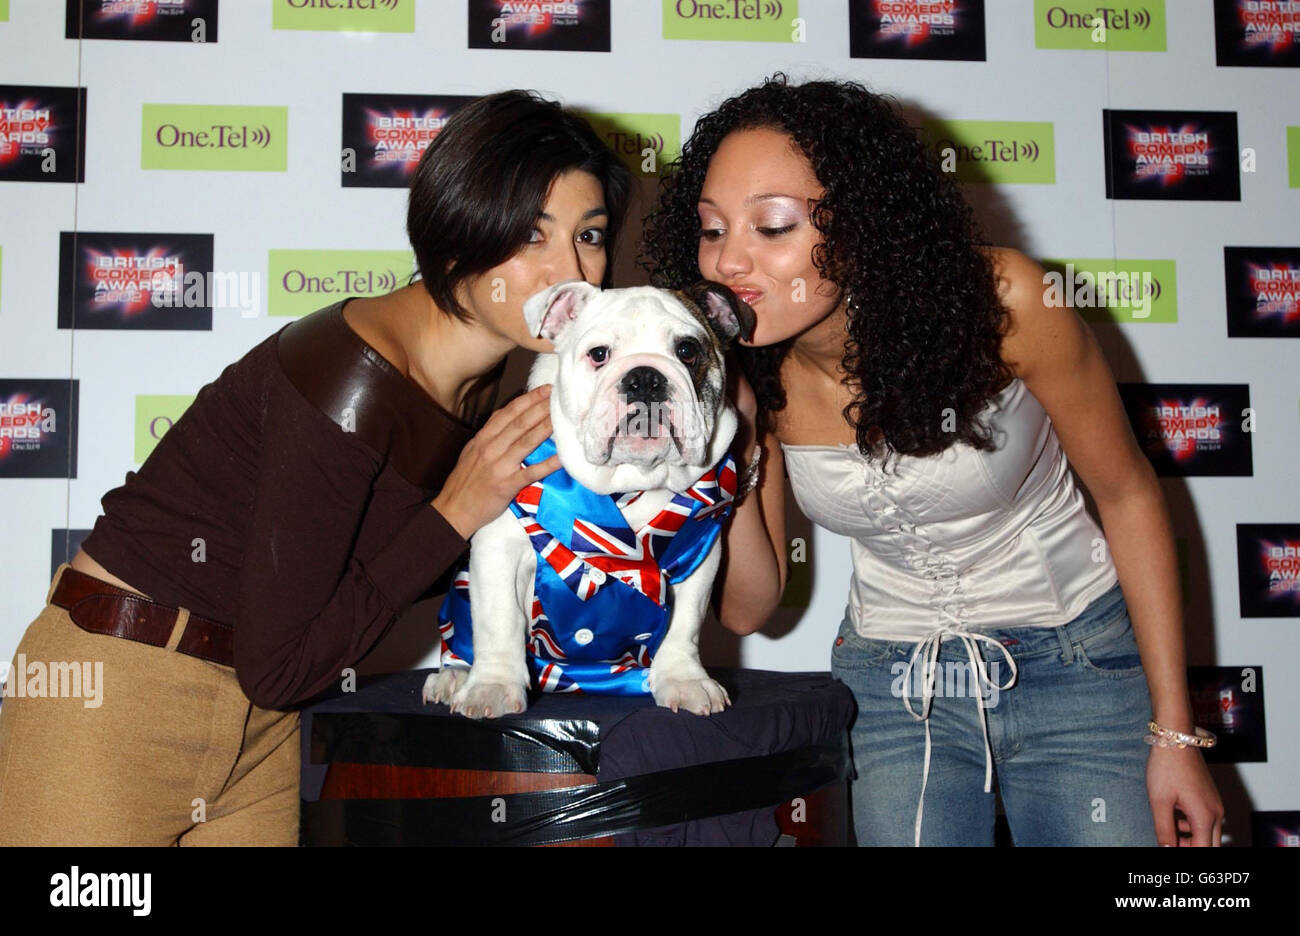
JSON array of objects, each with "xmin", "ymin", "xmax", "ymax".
[{"xmin": 830, "ymin": 581, "xmax": 1158, "ymax": 846}]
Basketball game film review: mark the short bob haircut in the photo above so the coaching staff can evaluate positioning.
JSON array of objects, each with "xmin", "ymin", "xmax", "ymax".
[{"xmin": 406, "ymin": 90, "xmax": 633, "ymax": 321}]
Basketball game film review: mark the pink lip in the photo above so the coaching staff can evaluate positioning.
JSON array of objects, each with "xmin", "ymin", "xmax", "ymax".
[{"xmin": 731, "ymin": 289, "xmax": 763, "ymax": 305}]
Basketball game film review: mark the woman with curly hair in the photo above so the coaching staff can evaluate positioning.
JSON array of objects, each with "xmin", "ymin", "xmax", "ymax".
[{"xmin": 639, "ymin": 73, "xmax": 1223, "ymax": 847}]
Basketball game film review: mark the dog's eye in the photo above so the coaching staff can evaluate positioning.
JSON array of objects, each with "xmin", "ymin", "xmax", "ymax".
[
  {"xmin": 675, "ymin": 339, "xmax": 700, "ymax": 366},
  {"xmin": 588, "ymin": 346, "xmax": 609, "ymax": 365}
]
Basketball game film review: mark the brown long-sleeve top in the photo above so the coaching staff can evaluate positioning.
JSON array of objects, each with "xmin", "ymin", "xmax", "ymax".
[{"xmin": 79, "ymin": 298, "xmax": 477, "ymax": 710}]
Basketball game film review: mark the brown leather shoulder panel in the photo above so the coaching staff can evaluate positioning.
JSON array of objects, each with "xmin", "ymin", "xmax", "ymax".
[{"xmin": 276, "ymin": 299, "xmax": 474, "ymax": 491}]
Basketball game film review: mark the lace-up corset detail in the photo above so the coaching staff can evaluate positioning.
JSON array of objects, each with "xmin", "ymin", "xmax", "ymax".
[{"xmin": 781, "ymin": 378, "xmax": 1118, "ymax": 641}]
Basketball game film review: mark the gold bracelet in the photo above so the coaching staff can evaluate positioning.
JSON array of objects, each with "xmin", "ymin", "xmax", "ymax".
[{"xmin": 1144, "ymin": 719, "xmax": 1217, "ymax": 749}]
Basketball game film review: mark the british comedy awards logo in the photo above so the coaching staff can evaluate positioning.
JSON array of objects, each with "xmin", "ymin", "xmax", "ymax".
[
  {"xmin": 66, "ymin": 0, "xmax": 220, "ymax": 42},
  {"xmin": 57, "ymin": 232, "xmax": 216, "ymax": 330},
  {"xmin": 1104, "ymin": 109, "xmax": 1241, "ymax": 200},
  {"xmin": 1214, "ymin": 0, "xmax": 1300, "ymax": 67},
  {"xmin": 0, "ymin": 379, "xmax": 78, "ymax": 479},
  {"xmin": 1224, "ymin": 246, "xmax": 1300, "ymax": 337},
  {"xmin": 1252, "ymin": 812, "xmax": 1300, "ymax": 847},
  {"xmin": 468, "ymin": 0, "xmax": 611, "ymax": 51},
  {"xmin": 1117, "ymin": 383, "xmax": 1253, "ymax": 476},
  {"xmin": 341, "ymin": 93, "xmax": 473, "ymax": 188},
  {"xmin": 849, "ymin": 0, "xmax": 986, "ymax": 60},
  {"xmin": 1237, "ymin": 523, "xmax": 1300, "ymax": 617},
  {"xmin": 0, "ymin": 84, "xmax": 85, "ymax": 184},
  {"xmin": 1187, "ymin": 665, "xmax": 1267, "ymax": 763}
]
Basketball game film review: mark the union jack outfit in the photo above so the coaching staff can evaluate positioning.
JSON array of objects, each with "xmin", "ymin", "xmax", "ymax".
[{"xmin": 437, "ymin": 436, "xmax": 738, "ymax": 695}]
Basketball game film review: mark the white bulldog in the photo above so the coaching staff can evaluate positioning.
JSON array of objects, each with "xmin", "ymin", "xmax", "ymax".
[{"xmin": 422, "ymin": 279, "xmax": 755, "ymax": 719}]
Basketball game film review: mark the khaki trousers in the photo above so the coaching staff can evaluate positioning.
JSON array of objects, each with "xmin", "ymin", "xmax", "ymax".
[{"xmin": 0, "ymin": 564, "xmax": 300, "ymax": 846}]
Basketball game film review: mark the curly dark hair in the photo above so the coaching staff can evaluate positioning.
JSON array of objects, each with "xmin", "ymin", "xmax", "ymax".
[{"xmin": 637, "ymin": 72, "xmax": 1014, "ymax": 468}]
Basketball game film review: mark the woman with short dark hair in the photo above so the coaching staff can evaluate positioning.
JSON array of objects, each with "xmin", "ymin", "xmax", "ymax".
[{"xmin": 0, "ymin": 89, "xmax": 632, "ymax": 845}]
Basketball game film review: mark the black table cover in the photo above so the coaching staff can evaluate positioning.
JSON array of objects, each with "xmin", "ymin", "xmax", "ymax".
[{"xmin": 300, "ymin": 667, "xmax": 855, "ymax": 846}]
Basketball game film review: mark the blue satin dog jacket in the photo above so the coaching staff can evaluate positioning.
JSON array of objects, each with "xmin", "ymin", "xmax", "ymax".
[{"xmin": 437, "ymin": 436, "xmax": 737, "ymax": 695}]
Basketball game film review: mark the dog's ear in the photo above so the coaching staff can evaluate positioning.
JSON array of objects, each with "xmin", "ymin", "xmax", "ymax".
[
  {"xmin": 523, "ymin": 280, "xmax": 601, "ymax": 342},
  {"xmin": 676, "ymin": 280, "xmax": 756, "ymax": 350}
]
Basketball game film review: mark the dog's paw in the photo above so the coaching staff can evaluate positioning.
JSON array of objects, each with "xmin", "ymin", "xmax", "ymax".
[
  {"xmin": 652, "ymin": 674, "xmax": 731, "ymax": 716},
  {"xmin": 450, "ymin": 680, "xmax": 528, "ymax": 719},
  {"xmin": 422, "ymin": 668, "xmax": 467, "ymax": 705}
]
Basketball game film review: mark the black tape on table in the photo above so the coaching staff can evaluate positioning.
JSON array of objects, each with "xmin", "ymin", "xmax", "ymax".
[
  {"xmin": 299, "ymin": 667, "xmax": 855, "ymax": 846},
  {"xmin": 301, "ymin": 738, "xmax": 849, "ymax": 846},
  {"xmin": 311, "ymin": 709, "xmax": 603, "ymax": 774}
]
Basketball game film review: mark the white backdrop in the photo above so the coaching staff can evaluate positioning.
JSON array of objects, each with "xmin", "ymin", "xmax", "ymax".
[{"xmin": 1, "ymin": 0, "xmax": 1296, "ymax": 836}]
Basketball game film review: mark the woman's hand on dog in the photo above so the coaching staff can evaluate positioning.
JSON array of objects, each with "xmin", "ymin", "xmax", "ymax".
[{"xmin": 432, "ymin": 384, "xmax": 563, "ymax": 540}]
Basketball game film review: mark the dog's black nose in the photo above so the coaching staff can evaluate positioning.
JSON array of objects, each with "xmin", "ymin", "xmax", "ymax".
[{"xmin": 621, "ymin": 366, "xmax": 669, "ymax": 403}]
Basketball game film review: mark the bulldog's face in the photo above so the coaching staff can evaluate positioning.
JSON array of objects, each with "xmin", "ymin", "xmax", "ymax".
[{"xmin": 523, "ymin": 281, "xmax": 755, "ymax": 473}]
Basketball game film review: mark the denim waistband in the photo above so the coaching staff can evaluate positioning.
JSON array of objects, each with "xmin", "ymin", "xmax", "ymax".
[
  {"xmin": 840, "ymin": 580, "xmax": 1129, "ymax": 664},
  {"xmin": 976, "ymin": 580, "xmax": 1129, "ymax": 661}
]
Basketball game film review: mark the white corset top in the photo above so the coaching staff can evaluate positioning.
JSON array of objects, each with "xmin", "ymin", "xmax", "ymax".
[
  {"xmin": 781, "ymin": 376, "xmax": 1120, "ymax": 846},
  {"xmin": 781, "ymin": 377, "xmax": 1118, "ymax": 642}
]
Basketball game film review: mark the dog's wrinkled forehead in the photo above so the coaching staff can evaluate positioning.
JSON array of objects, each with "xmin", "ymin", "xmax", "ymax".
[
  {"xmin": 527, "ymin": 279, "xmax": 752, "ymax": 350},
  {"xmin": 570, "ymin": 287, "xmax": 718, "ymax": 348}
]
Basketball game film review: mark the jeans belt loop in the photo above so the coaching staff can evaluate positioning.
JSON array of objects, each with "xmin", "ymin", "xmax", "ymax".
[{"xmin": 1056, "ymin": 623, "xmax": 1075, "ymax": 665}]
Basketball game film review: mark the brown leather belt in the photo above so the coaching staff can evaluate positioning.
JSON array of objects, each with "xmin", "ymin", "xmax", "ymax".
[{"xmin": 50, "ymin": 566, "xmax": 235, "ymax": 668}]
